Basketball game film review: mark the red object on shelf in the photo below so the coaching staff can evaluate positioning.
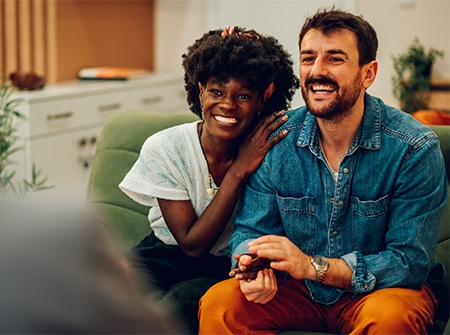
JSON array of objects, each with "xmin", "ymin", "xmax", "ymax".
[{"xmin": 411, "ymin": 110, "xmax": 450, "ymax": 126}]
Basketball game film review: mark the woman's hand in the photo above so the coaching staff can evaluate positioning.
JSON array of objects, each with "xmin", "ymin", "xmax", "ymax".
[
  {"xmin": 229, "ymin": 253, "xmax": 272, "ymax": 280},
  {"xmin": 233, "ymin": 111, "xmax": 288, "ymax": 177}
]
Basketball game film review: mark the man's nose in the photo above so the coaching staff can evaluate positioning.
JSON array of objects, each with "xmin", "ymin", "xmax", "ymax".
[{"xmin": 310, "ymin": 57, "xmax": 329, "ymax": 77}]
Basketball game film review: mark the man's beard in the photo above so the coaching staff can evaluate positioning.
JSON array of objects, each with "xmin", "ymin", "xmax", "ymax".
[{"xmin": 301, "ymin": 74, "xmax": 362, "ymax": 122}]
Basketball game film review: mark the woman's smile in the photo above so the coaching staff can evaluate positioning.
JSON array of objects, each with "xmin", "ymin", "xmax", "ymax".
[{"xmin": 213, "ymin": 114, "xmax": 240, "ymax": 125}]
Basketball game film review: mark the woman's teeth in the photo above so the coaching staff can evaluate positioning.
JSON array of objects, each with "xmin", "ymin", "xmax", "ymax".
[{"xmin": 214, "ymin": 115, "xmax": 238, "ymax": 124}]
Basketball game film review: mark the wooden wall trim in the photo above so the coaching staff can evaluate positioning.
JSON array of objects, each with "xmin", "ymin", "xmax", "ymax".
[
  {"xmin": 32, "ymin": 0, "xmax": 46, "ymax": 77},
  {"xmin": 3, "ymin": 0, "xmax": 18, "ymax": 80},
  {"xmin": 18, "ymin": 0, "xmax": 32, "ymax": 72},
  {"xmin": 45, "ymin": 0, "xmax": 57, "ymax": 83}
]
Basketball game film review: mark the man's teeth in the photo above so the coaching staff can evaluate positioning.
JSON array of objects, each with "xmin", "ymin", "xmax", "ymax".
[
  {"xmin": 312, "ymin": 85, "xmax": 335, "ymax": 94},
  {"xmin": 214, "ymin": 115, "xmax": 238, "ymax": 124}
]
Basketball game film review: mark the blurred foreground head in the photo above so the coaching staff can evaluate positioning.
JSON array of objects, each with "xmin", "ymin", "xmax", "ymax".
[{"xmin": 0, "ymin": 196, "xmax": 182, "ymax": 334}]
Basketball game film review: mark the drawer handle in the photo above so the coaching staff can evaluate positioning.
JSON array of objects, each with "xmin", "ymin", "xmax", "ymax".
[
  {"xmin": 98, "ymin": 102, "xmax": 122, "ymax": 112},
  {"xmin": 47, "ymin": 111, "xmax": 73, "ymax": 121},
  {"xmin": 141, "ymin": 96, "xmax": 163, "ymax": 105}
]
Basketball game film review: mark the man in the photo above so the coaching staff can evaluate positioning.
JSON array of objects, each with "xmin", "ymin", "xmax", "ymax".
[{"xmin": 198, "ymin": 8, "xmax": 448, "ymax": 334}]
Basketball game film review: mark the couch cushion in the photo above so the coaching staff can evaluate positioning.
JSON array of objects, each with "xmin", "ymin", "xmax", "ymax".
[
  {"xmin": 430, "ymin": 125, "xmax": 450, "ymax": 324},
  {"xmin": 87, "ymin": 110, "xmax": 198, "ymax": 248}
]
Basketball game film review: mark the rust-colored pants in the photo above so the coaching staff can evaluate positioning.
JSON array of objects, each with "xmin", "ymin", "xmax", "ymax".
[{"xmin": 198, "ymin": 277, "xmax": 436, "ymax": 334}]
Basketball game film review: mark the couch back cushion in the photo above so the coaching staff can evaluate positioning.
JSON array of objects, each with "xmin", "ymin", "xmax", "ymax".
[
  {"xmin": 430, "ymin": 125, "xmax": 450, "ymax": 321},
  {"xmin": 87, "ymin": 111, "xmax": 198, "ymax": 248}
]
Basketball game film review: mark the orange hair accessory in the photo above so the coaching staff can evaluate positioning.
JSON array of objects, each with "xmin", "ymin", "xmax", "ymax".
[{"xmin": 221, "ymin": 26, "xmax": 259, "ymax": 41}]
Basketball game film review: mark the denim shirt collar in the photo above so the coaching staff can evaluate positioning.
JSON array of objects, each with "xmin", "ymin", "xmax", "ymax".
[{"xmin": 297, "ymin": 93, "xmax": 382, "ymax": 155}]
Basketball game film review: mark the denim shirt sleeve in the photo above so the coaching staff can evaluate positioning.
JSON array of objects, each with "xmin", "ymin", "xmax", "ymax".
[
  {"xmin": 231, "ymin": 238, "xmax": 253, "ymax": 269},
  {"xmin": 341, "ymin": 252, "xmax": 376, "ymax": 294},
  {"xmin": 349, "ymin": 136, "xmax": 447, "ymax": 291}
]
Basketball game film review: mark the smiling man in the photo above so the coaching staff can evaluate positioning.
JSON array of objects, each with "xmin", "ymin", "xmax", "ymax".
[{"xmin": 198, "ymin": 8, "xmax": 448, "ymax": 335}]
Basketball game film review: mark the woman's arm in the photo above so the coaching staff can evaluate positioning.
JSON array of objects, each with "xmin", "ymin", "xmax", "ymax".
[{"xmin": 159, "ymin": 112, "xmax": 289, "ymax": 257}]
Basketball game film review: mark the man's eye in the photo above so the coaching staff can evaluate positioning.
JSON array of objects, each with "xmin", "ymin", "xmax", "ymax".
[
  {"xmin": 237, "ymin": 94, "xmax": 251, "ymax": 99},
  {"xmin": 301, "ymin": 57, "xmax": 314, "ymax": 63},
  {"xmin": 329, "ymin": 57, "xmax": 344, "ymax": 63}
]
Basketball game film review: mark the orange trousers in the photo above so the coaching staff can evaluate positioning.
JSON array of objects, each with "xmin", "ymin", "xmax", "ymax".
[{"xmin": 198, "ymin": 277, "xmax": 436, "ymax": 335}]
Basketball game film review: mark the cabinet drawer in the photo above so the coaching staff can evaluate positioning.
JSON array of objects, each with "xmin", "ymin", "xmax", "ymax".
[
  {"xmin": 127, "ymin": 84, "xmax": 187, "ymax": 112},
  {"xmin": 84, "ymin": 91, "xmax": 130, "ymax": 123},
  {"xmin": 28, "ymin": 98, "xmax": 88, "ymax": 137},
  {"xmin": 28, "ymin": 92, "xmax": 129, "ymax": 138}
]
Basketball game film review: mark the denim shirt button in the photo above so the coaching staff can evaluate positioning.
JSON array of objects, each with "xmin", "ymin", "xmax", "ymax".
[
  {"xmin": 330, "ymin": 198, "xmax": 334, "ymax": 202},
  {"xmin": 338, "ymin": 200, "xmax": 344, "ymax": 206},
  {"xmin": 363, "ymin": 283, "xmax": 369, "ymax": 289},
  {"xmin": 332, "ymin": 231, "xmax": 338, "ymax": 237},
  {"xmin": 343, "ymin": 168, "xmax": 349, "ymax": 173}
]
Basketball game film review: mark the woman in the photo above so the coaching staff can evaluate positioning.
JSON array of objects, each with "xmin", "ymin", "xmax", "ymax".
[{"xmin": 119, "ymin": 26, "xmax": 299, "ymax": 334}]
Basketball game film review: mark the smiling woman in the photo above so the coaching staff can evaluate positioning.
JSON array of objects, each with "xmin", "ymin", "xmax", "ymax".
[{"xmin": 118, "ymin": 26, "xmax": 298, "ymax": 334}]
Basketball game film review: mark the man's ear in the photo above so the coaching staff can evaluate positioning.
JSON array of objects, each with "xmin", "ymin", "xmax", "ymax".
[{"xmin": 362, "ymin": 61, "xmax": 378, "ymax": 89}]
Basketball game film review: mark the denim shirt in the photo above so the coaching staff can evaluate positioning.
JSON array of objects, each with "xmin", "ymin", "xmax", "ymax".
[{"xmin": 231, "ymin": 93, "xmax": 448, "ymax": 304}]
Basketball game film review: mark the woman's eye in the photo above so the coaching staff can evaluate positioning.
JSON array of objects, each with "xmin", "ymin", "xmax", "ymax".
[
  {"xmin": 237, "ymin": 94, "xmax": 251, "ymax": 99},
  {"xmin": 209, "ymin": 89, "xmax": 222, "ymax": 96}
]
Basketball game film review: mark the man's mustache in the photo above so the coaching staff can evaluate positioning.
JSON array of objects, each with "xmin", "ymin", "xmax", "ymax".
[{"xmin": 305, "ymin": 77, "xmax": 338, "ymax": 87}]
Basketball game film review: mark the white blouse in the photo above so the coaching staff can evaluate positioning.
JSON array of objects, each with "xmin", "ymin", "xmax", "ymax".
[{"xmin": 119, "ymin": 121, "xmax": 233, "ymax": 256}]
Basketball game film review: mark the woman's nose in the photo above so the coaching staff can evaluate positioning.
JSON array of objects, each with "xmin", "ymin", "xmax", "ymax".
[{"xmin": 219, "ymin": 96, "xmax": 236, "ymax": 110}]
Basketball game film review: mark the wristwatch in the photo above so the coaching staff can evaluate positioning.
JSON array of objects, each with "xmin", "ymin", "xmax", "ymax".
[{"xmin": 311, "ymin": 255, "xmax": 329, "ymax": 284}]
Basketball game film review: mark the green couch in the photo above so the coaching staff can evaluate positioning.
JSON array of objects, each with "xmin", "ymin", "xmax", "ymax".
[{"xmin": 87, "ymin": 110, "xmax": 449, "ymax": 334}]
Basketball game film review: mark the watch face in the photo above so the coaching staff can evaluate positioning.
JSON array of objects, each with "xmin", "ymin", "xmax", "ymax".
[{"xmin": 313, "ymin": 255, "xmax": 328, "ymax": 266}]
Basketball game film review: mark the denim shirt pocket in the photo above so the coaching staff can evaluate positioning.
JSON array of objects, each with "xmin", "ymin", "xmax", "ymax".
[
  {"xmin": 351, "ymin": 194, "xmax": 391, "ymax": 254},
  {"xmin": 275, "ymin": 194, "xmax": 316, "ymax": 254}
]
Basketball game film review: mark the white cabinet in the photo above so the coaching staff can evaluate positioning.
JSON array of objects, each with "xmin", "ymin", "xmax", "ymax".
[{"xmin": 13, "ymin": 73, "xmax": 187, "ymax": 200}]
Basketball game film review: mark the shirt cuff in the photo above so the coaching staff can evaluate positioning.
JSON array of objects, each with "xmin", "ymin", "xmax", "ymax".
[
  {"xmin": 341, "ymin": 251, "xmax": 376, "ymax": 294},
  {"xmin": 231, "ymin": 239, "xmax": 253, "ymax": 268}
]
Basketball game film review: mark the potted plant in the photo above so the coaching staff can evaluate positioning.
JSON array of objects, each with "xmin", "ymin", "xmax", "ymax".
[
  {"xmin": 0, "ymin": 78, "xmax": 51, "ymax": 197},
  {"xmin": 391, "ymin": 37, "xmax": 444, "ymax": 114}
]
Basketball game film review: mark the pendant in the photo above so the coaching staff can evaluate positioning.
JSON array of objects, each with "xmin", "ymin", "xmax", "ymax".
[{"xmin": 207, "ymin": 187, "xmax": 218, "ymax": 198}]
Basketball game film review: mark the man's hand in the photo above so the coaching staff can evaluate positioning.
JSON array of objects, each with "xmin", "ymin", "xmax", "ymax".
[
  {"xmin": 246, "ymin": 235, "xmax": 353, "ymax": 289},
  {"xmin": 238, "ymin": 268, "xmax": 278, "ymax": 304},
  {"xmin": 247, "ymin": 235, "xmax": 314, "ymax": 280}
]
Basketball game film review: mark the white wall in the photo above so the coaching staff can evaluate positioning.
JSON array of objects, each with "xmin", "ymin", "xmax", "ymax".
[
  {"xmin": 357, "ymin": 0, "xmax": 450, "ymax": 106},
  {"xmin": 154, "ymin": 0, "xmax": 207, "ymax": 75},
  {"xmin": 155, "ymin": 0, "xmax": 450, "ymax": 109}
]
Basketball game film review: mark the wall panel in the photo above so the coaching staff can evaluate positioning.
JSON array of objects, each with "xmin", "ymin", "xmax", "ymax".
[{"xmin": 1, "ymin": 0, "xmax": 154, "ymax": 84}]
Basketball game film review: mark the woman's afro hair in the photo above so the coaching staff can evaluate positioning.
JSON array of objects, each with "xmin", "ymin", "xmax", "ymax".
[{"xmin": 182, "ymin": 27, "xmax": 299, "ymax": 118}]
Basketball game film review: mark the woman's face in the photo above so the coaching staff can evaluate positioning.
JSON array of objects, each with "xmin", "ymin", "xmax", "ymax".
[{"xmin": 199, "ymin": 78, "xmax": 262, "ymax": 142}]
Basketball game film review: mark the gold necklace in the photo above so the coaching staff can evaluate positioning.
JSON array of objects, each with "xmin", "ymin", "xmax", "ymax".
[
  {"xmin": 207, "ymin": 174, "xmax": 219, "ymax": 198},
  {"xmin": 198, "ymin": 122, "xmax": 219, "ymax": 198}
]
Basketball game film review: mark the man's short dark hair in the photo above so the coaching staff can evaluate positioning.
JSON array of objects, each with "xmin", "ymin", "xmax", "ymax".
[{"xmin": 299, "ymin": 8, "xmax": 378, "ymax": 66}]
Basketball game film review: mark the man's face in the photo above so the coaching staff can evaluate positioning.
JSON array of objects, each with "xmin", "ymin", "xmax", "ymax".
[{"xmin": 299, "ymin": 29, "xmax": 365, "ymax": 121}]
